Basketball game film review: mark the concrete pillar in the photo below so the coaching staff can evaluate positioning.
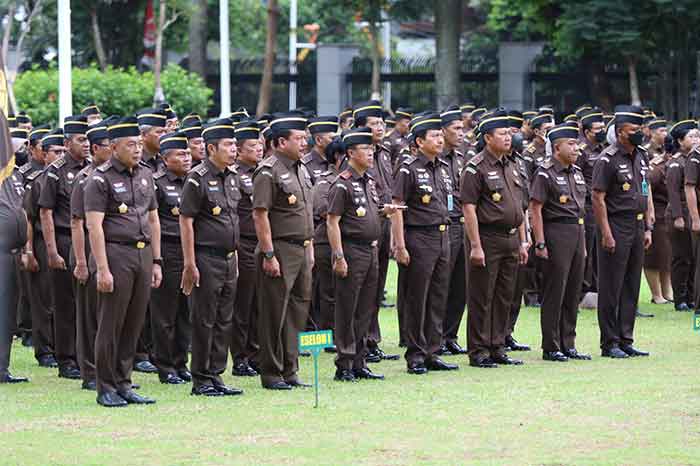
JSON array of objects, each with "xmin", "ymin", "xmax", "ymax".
[
  {"xmin": 499, "ymin": 42, "xmax": 544, "ymax": 110},
  {"xmin": 316, "ymin": 44, "xmax": 360, "ymax": 115}
]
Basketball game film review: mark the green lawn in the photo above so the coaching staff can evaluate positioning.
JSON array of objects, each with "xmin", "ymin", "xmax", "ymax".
[{"xmin": 2, "ymin": 262, "xmax": 700, "ymax": 465}]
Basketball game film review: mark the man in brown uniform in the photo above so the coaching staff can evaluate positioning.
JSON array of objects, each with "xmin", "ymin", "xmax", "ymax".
[
  {"xmin": 685, "ymin": 144, "xmax": 700, "ymax": 311},
  {"xmin": 253, "ymin": 113, "xmax": 314, "ymax": 390},
  {"xmin": 327, "ymin": 128, "xmax": 396, "ymax": 382},
  {"xmin": 523, "ymin": 113, "xmax": 554, "ymax": 173},
  {"xmin": 385, "ymin": 107, "xmax": 412, "ymax": 165},
  {"xmin": 84, "ymin": 116, "xmax": 162, "ymax": 407},
  {"xmin": 458, "ymin": 104, "xmax": 477, "ymax": 159},
  {"xmin": 137, "ymin": 108, "xmax": 168, "ymax": 173},
  {"xmin": 392, "ymin": 114, "xmax": 458, "ymax": 374},
  {"xmin": 303, "ymin": 116, "xmax": 339, "ymax": 183},
  {"xmin": 592, "ymin": 105, "xmax": 652, "ymax": 358},
  {"xmin": 39, "ymin": 115, "xmax": 90, "ymax": 379},
  {"xmin": 461, "ymin": 110, "xmax": 529, "ymax": 368},
  {"xmin": 439, "ymin": 105, "xmax": 468, "ymax": 355},
  {"xmin": 530, "ymin": 124, "xmax": 591, "ymax": 362},
  {"xmin": 81, "ymin": 104, "xmax": 103, "ymax": 125},
  {"xmin": 70, "ymin": 120, "xmax": 114, "ymax": 390},
  {"xmin": 231, "ymin": 120, "xmax": 263, "ymax": 377},
  {"xmin": 180, "ymin": 119, "xmax": 243, "ymax": 397},
  {"xmin": 150, "ymin": 131, "xmax": 192, "ymax": 385},
  {"xmin": 181, "ymin": 114, "xmax": 205, "ymax": 167},
  {"xmin": 22, "ymin": 129, "xmax": 63, "ymax": 368}
]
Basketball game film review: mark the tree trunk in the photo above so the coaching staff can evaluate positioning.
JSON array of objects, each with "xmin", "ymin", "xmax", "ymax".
[
  {"xmin": 368, "ymin": 17, "xmax": 381, "ymax": 100},
  {"xmin": 627, "ymin": 57, "xmax": 641, "ymax": 106},
  {"xmin": 90, "ymin": 6, "xmax": 108, "ymax": 71},
  {"xmin": 434, "ymin": 0, "xmax": 461, "ymax": 109},
  {"xmin": 153, "ymin": 0, "xmax": 167, "ymax": 105},
  {"xmin": 1, "ymin": 4, "xmax": 15, "ymax": 114},
  {"xmin": 188, "ymin": 0, "xmax": 208, "ymax": 79},
  {"xmin": 256, "ymin": 0, "xmax": 278, "ymax": 116},
  {"xmin": 678, "ymin": 31, "xmax": 689, "ymax": 118}
]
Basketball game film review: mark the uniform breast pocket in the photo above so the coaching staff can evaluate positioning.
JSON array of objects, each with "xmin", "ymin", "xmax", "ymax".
[
  {"xmin": 485, "ymin": 177, "xmax": 504, "ymax": 194},
  {"xmin": 616, "ymin": 170, "xmax": 632, "ymax": 190},
  {"xmin": 416, "ymin": 183, "xmax": 434, "ymax": 205},
  {"xmin": 111, "ymin": 190, "xmax": 131, "ymax": 212},
  {"xmin": 279, "ymin": 180, "xmax": 301, "ymax": 207}
]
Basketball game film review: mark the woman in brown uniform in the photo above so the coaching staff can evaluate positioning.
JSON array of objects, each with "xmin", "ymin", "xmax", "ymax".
[{"xmin": 644, "ymin": 120, "xmax": 673, "ymax": 304}]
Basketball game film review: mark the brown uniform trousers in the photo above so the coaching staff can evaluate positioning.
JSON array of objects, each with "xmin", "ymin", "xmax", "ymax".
[
  {"xmin": 70, "ymin": 248, "xmax": 98, "ymax": 383},
  {"xmin": 335, "ymin": 242, "xmax": 378, "ymax": 371},
  {"xmin": 313, "ymin": 242, "xmax": 335, "ymax": 331},
  {"xmin": 368, "ymin": 217, "xmax": 390, "ymax": 349},
  {"xmin": 443, "ymin": 219, "xmax": 466, "ymax": 345},
  {"xmin": 94, "ymin": 243, "xmax": 153, "ymax": 394},
  {"xmin": 401, "ymin": 227, "xmax": 450, "ymax": 366},
  {"xmin": 0, "ymin": 252, "xmax": 18, "ymax": 378},
  {"xmin": 540, "ymin": 222, "xmax": 585, "ymax": 352},
  {"xmin": 468, "ymin": 230, "xmax": 519, "ymax": 360},
  {"xmin": 151, "ymin": 240, "xmax": 191, "ymax": 377},
  {"xmin": 231, "ymin": 236, "xmax": 259, "ymax": 365},
  {"xmin": 15, "ymin": 258, "xmax": 31, "ymax": 339},
  {"xmin": 53, "ymin": 231, "xmax": 78, "ymax": 369},
  {"xmin": 596, "ymin": 216, "xmax": 644, "ymax": 350},
  {"xmin": 256, "ymin": 240, "xmax": 312, "ymax": 385},
  {"xmin": 27, "ymin": 234, "xmax": 55, "ymax": 361},
  {"xmin": 669, "ymin": 222, "xmax": 695, "ymax": 305}
]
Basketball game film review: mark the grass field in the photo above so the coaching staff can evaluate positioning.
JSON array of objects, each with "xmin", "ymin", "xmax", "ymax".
[{"xmin": 2, "ymin": 262, "xmax": 700, "ymax": 465}]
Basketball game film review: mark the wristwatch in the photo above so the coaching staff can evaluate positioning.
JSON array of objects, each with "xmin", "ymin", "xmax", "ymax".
[
  {"xmin": 535, "ymin": 242, "xmax": 546, "ymax": 250},
  {"xmin": 332, "ymin": 251, "xmax": 345, "ymax": 262},
  {"xmin": 153, "ymin": 258, "xmax": 163, "ymax": 266},
  {"xmin": 263, "ymin": 250, "xmax": 275, "ymax": 260}
]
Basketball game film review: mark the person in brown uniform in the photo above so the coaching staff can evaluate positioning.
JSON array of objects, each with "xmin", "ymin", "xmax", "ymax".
[
  {"xmin": 351, "ymin": 101, "xmax": 398, "ymax": 361},
  {"xmin": 180, "ymin": 119, "xmax": 243, "ymax": 397},
  {"xmin": 81, "ymin": 104, "xmax": 103, "ymax": 125},
  {"xmin": 385, "ymin": 107, "xmax": 413, "ymax": 166},
  {"xmin": 438, "ymin": 105, "xmax": 468, "ymax": 355},
  {"xmin": 150, "ymin": 131, "xmax": 192, "ymax": 385},
  {"xmin": 22, "ymin": 129, "xmax": 63, "ymax": 368},
  {"xmin": 523, "ymin": 113, "xmax": 554, "ymax": 173},
  {"xmin": 253, "ymin": 113, "xmax": 315, "ymax": 390},
  {"xmin": 592, "ymin": 105, "xmax": 652, "ymax": 359},
  {"xmin": 392, "ymin": 114, "xmax": 458, "ymax": 374},
  {"xmin": 39, "ymin": 115, "xmax": 90, "ymax": 379},
  {"xmin": 460, "ymin": 109, "xmax": 529, "ymax": 368},
  {"xmin": 70, "ymin": 120, "xmax": 114, "ymax": 390},
  {"xmin": 84, "ymin": 116, "xmax": 162, "ymax": 407},
  {"xmin": 576, "ymin": 109, "xmax": 606, "ymax": 296},
  {"xmin": 665, "ymin": 120, "xmax": 700, "ymax": 311},
  {"xmin": 327, "ymin": 128, "xmax": 397, "ymax": 382},
  {"xmin": 684, "ymin": 143, "xmax": 700, "ymax": 311},
  {"xmin": 230, "ymin": 120, "xmax": 263, "ymax": 377},
  {"xmin": 645, "ymin": 118, "xmax": 673, "ymax": 304},
  {"xmin": 529, "ymin": 124, "xmax": 592, "ymax": 362},
  {"xmin": 137, "ymin": 108, "xmax": 168, "ymax": 173},
  {"xmin": 303, "ymin": 116, "xmax": 339, "ymax": 183},
  {"xmin": 181, "ymin": 114, "xmax": 205, "ymax": 167}
]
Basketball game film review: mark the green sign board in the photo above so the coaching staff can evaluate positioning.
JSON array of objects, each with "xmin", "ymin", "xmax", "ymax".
[
  {"xmin": 298, "ymin": 330, "xmax": 333, "ymax": 408},
  {"xmin": 694, "ymin": 312, "xmax": 700, "ymax": 332}
]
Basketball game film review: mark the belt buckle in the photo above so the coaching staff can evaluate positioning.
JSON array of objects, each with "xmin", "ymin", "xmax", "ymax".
[
  {"xmin": 578, "ymin": 218, "xmax": 584, "ymax": 225},
  {"xmin": 303, "ymin": 240, "xmax": 311, "ymax": 247},
  {"xmin": 460, "ymin": 217, "xmax": 465, "ymax": 224},
  {"xmin": 508, "ymin": 228, "xmax": 517, "ymax": 235},
  {"xmin": 439, "ymin": 224, "xmax": 446, "ymax": 232},
  {"xmin": 636, "ymin": 213, "xmax": 644, "ymax": 221},
  {"xmin": 371, "ymin": 240, "xmax": 378, "ymax": 247},
  {"xmin": 227, "ymin": 251, "xmax": 235, "ymax": 259},
  {"xmin": 136, "ymin": 241, "xmax": 146, "ymax": 249}
]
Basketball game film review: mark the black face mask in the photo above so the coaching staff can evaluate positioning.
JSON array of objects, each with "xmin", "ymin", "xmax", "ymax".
[
  {"xmin": 14, "ymin": 149, "xmax": 28, "ymax": 166},
  {"xmin": 628, "ymin": 131, "xmax": 644, "ymax": 146},
  {"xmin": 594, "ymin": 131, "xmax": 606, "ymax": 144},
  {"xmin": 511, "ymin": 132, "xmax": 524, "ymax": 153}
]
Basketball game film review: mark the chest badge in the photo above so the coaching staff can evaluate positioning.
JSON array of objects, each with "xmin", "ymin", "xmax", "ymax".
[
  {"xmin": 288, "ymin": 194, "xmax": 297, "ymax": 205},
  {"xmin": 622, "ymin": 182, "xmax": 631, "ymax": 192},
  {"xmin": 141, "ymin": 178, "xmax": 148, "ymax": 187},
  {"xmin": 559, "ymin": 194, "xmax": 568, "ymax": 204},
  {"xmin": 492, "ymin": 192, "xmax": 502, "ymax": 202},
  {"xmin": 67, "ymin": 172, "xmax": 74, "ymax": 180},
  {"xmin": 171, "ymin": 206, "xmax": 180, "ymax": 216},
  {"xmin": 212, "ymin": 205, "xmax": 222, "ymax": 216},
  {"xmin": 118, "ymin": 203, "xmax": 128, "ymax": 214},
  {"xmin": 356, "ymin": 206, "xmax": 366, "ymax": 217},
  {"xmin": 421, "ymin": 193, "xmax": 431, "ymax": 204}
]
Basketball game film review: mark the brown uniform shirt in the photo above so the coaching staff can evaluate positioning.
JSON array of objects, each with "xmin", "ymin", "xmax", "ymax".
[
  {"xmin": 18, "ymin": 159, "xmax": 44, "ymax": 184},
  {"xmin": 460, "ymin": 148, "xmax": 526, "ymax": 229},
  {"xmin": 70, "ymin": 164, "xmax": 96, "ymax": 220},
  {"xmin": 38, "ymin": 154, "xmax": 88, "ymax": 230},
  {"xmin": 153, "ymin": 168, "xmax": 185, "ymax": 241},
  {"xmin": 252, "ymin": 153, "xmax": 314, "ymax": 241},
  {"xmin": 458, "ymin": 130, "xmax": 478, "ymax": 160},
  {"xmin": 385, "ymin": 130, "xmax": 409, "ymax": 165},
  {"xmin": 665, "ymin": 153, "xmax": 690, "ymax": 220},
  {"xmin": 523, "ymin": 139, "xmax": 547, "ymax": 175},
  {"xmin": 591, "ymin": 142, "xmax": 649, "ymax": 216},
  {"xmin": 530, "ymin": 158, "xmax": 586, "ymax": 221},
  {"xmin": 643, "ymin": 141, "xmax": 665, "ymax": 159},
  {"xmin": 235, "ymin": 161, "xmax": 257, "ymax": 239},
  {"xmin": 301, "ymin": 148, "xmax": 331, "ymax": 184},
  {"xmin": 369, "ymin": 144, "xmax": 394, "ymax": 206},
  {"xmin": 312, "ymin": 167, "xmax": 340, "ymax": 245},
  {"xmin": 647, "ymin": 152, "xmax": 670, "ymax": 215},
  {"xmin": 393, "ymin": 152, "xmax": 451, "ymax": 227},
  {"xmin": 684, "ymin": 149, "xmax": 700, "ymax": 213},
  {"xmin": 441, "ymin": 148, "xmax": 465, "ymax": 219},
  {"xmin": 576, "ymin": 137, "xmax": 605, "ymax": 207},
  {"xmin": 179, "ymin": 158, "xmax": 240, "ymax": 251},
  {"xmin": 23, "ymin": 169, "xmax": 44, "ymax": 233},
  {"xmin": 327, "ymin": 166, "xmax": 381, "ymax": 243},
  {"xmin": 84, "ymin": 158, "xmax": 157, "ymax": 243}
]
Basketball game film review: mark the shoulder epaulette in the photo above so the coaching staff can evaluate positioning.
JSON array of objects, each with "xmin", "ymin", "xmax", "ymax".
[
  {"xmin": 671, "ymin": 153, "xmax": 681, "ymax": 160},
  {"xmin": 455, "ymin": 149, "xmax": 464, "ymax": 157},
  {"xmin": 469, "ymin": 153, "xmax": 484, "ymax": 165},
  {"xmin": 301, "ymin": 153, "xmax": 313, "ymax": 164},
  {"xmin": 572, "ymin": 164, "xmax": 582, "ymax": 171},
  {"xmin": 401, "ymin": 155, "xmax": 417, "ymax": 165},
  {"xmin": 153, "ymin": 170, "xmax": 166, "ymax": 180},
  {"xmin": 339, "ymin": 170, "xmax": 352, "ymax": 180},
  {"xmin": 138, "ymin": 160, "xmax": 152, "ymax": 170},
  {"xmin": 378, "ymin": 143, "xmax": 390, "ymax": 153},
  {"xmin": 192, "ymin": 163, "xmax": 208, "ymax": 176},
  {"xmin": 18, "ymin": 163, "xmax": 33, "ymax": 175},
  {"xmin": 26, "ymin": 170, "xmax": 42, "ymax": 182},
  {"xmin": 526, "ymin": 144, "xmax": 536, "ymax": 154},
  {"xmin": 541, "ymin": 159, "xmax": 554, "ymax": 169},
  {"xmin": 638, "ymin": 145, "xmax": 648, "ymax": 153},
  {"xmin": 97, "ymin": 160, "xmax": 112, "ymax": 172},
  {"xmin": 260, "ymin": 156, "xmax": 277, "ymax": 168},
  {"xmin": 438, "ymin": 158, "xmax": 449, "ymax": 167},
  {"xmin": 601, "ymin": 144, "xmax": 617, "ymax": 157},
  {"xmin": 50, "ymin": 155, "xmax": 66, "ymax": 169}
]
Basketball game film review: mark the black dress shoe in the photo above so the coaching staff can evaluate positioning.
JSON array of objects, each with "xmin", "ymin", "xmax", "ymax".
[
  {"xmin": 543, "ymin": 351, "xmax": 568, "ymax": 362},
  {"xmin": 232, "ymin": 362, "xmax": 258, "ymax": 377},
  {"xmin": 470, "ymin": 358, "xmax": 498, "ymax": 368},
  {"xmin": 375, "ymin": 347, "xmax": 400, "ymax": 360},
  {"xmin": 505, "ymin": 337, "xmax": 531, "ymax": 351},
  {"xmin": 0, "ymin": 372, "xmax": 29, "ymax": 383},
  {"xmin": 58, "ymin": 366, "xmax": 81, "ymax": 379},
  {"xmin": 177, "ymin": 370, "xmax": 192, "ymax": 382},
  {"xmin": 191, "ymin": 385, "xmax": 224, "ymax": 396},
  {"xmin": 97, "ymin": 392, "xmax": 127, "ymax": 407},
  {"xmin": 445, "ymin": 341, "xmax": 468, "ymax": 355},
  {"xmin": 159, "ymin": 373, "xmax": 186, "ymax": 384},
  {"xmin": 601, "ymin": 347, "xmax": 629, "ymax": 358},
  {"xmin": 380, "ymin": 300, "xmax": 395, "ymax": 308},
  {"xmin": 435, "ymin": 344, "xmax": 452, "ymax": 356},
  {"xmin": 81, "ymin": 380, "xmax": 97, "ymax": 390},
  {"xmin": 675, "ymin": 302, "xmax": 690, "ymax": 312},
  {"xmin": 365, "ymin": 351, "xmax": 381, "ymax": 363},
  {"xmin": 286, "ymin": 379, "xmax": 312, "ymax": 388},
  {"xmin": 491, "ymin": 354, "xmax": 524, "ymax": 365},
  {"xmin": 406, "ymin": 363, "xmax": 428, "ymax": 375},
  {"xmin": 119, "ymin": 390, "xmax": 156, "ymax": 404},
  {"xmin": 133, "ymin": 360, "xmax": 158, "ymax": 373},
  {"xmin": 214, "ymin": 384, "xmax": 244, "ymax": 396},
  {"xmin": 426, "ymin": 358, "xmax": 459, "ymax": 371},
  {"xmin": 334, "ymin": 369, "xmax": 357, "ymax": 382},
  {"xmin": 131, "ymin": 383, "xmax": 141, "ymax": 390},
  {"xmin": 636, "ymin": 309, "xmax": 654, "ymax": 317},
  {"xmin": 620, "ymin": 345, "xmax": 649, "ymax": 357},
  {"xmin": 263, "ymin": 381, "xmax": 293, "ymax": 390},
  {"xmin": 564, "ymin": 348, "xmax": 592, "ymax": 360},
  {"xmin": 21, "ymin": 335, "xmax": 33, "ymax": 347},
  {"xmin": 323, "ymin": 345, "xmax": 337, "ymax": 354},
  {"xmin": 38, "ymin": 355, "xmax": 58, "ymax": 368},
  {"xmin": 353, "ymin": 367, "xmax": 385, "ymax": 380}
]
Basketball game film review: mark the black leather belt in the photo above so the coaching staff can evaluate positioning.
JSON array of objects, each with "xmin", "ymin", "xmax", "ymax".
[
  {"xmin": 544, "ymin": 217, "xmax": 584, "ymax": 225},
  {"xmin": 55, "ymin": 226, "xmax": 72, "ymax": 236},
  {"xmin": 195, "ymin": 245, "xmax": 236, "ymax": 258},
  {"xmin": 478, "ymin": 223, "xmax": 517, "ymax": 235},
  {"xmin": 240, "ymin": 235, "xmax": 258, "ymax": 241},
  {"xmin": 405, "ymin": 224, "xmax": 448, "ymax": 232},
  {"xmin": 343, "ymin": 238, "xmax": 379, "ymax": 247},
  {"xmin": 162, "ymin": 236, "xmax": 181, "ymax": 244},
  {"xmin": 276, "ymin": 238, "xmax": 311, "ymax": 247},
  {"xmin": 106, "ymin": 239, "xmax": 150, "ymax": 249}
]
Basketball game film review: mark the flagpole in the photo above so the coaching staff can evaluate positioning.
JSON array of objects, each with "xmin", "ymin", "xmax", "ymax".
[
  {"xmin": 219, "ymin": 0, "xmax": 231, "ymax": 117},
  {"xmin": 57, "ymin": 0, "xmax": 72, "ymax": 125}
]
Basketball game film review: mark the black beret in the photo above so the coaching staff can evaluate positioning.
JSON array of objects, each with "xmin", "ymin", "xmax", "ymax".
[
  {"xmin": 160, "ymin": 131, "xmax": 189, "ymax": 152},
  {"xmin": 308, "ymin": 116, "xmax": 339, "ymax": 134},
  {"xmin": 508, "ymin": 110, "xmax": 524, "ymax": 129},
  {"xmin": 395, "ymin": 107, "xmax": 414, "ymax": 120},
  {"xmin": 460, "ymin": 103, "xmax": 475, "ymax": 113},
  {"xmin": 16, "ymin": 111, "xmax": 31, "ymax": 124},
  {"xmin": 440, "ymin": 105, "xmax": 462, "ymax": 126},
  {"xmin": 202, "ymin": 118, "xmax": 236, "ymax": 141},
  {"xmin": 229, "ymin": 107, "xmax": 250, "ymax": 123},
  {"xmin": 670, "ymin": 119, "xmax": 698, "ymax": 139},
  {"xmin": 269, "ymin": 112, "xmax": 308, "ymax": 133},
  {"xmin": 7, "ymin": 114, "xmax": 17, "ymax": 127},
  {"xmin": 108, "ymin": 116, "xmax": 141, "ymax": 139},
  {"xmin": 522, "ymin": 110, "xmax": 538, "ymax": 121},
  {"xmin": 257, "ymin": 113, "xmax": 272, "ymax": 127},
  {"xmin": 64, "ymin": 115, "xmax": 89, "ymax": 135},
  {"xmin": 547, "ymin": 124, "xmax": 579, "ymax": 143},
  {"xmin": 338, "ymin": 108, "xmax": 353, "ymax": 120},
  {"xmin": 410, "ymin": 113, "xmax": 442, "ymax": 137},
  {"xmin": 86, "ymin": 121, "xmax": 109, "ymax": 143},
  {"xmin": 563, "ymin": 114, "xmax": 578, "ymax": 123},
  {"xmin": 471, "ymin": 107, "xmax": 487, "ymax": 121},
  {"xmin": 29, "ymin": 125, "xmax": 51, "ymax": 143},
  {"xmin": 352, "ymin": 100, "xmax": 383, "ymax": 120},
  {"xmin": 574, "ymin": 104, "xmax": 592, "ymax": 118},
  {"xmin": 181, "ymin": 115, "xmax": 203, "ymax": 139},
  {"xmin": 159, "ymin": 103, "xmax": 177, "ymax": 120},
  {"xmin": 478, "ymin": 109, "xmax": 511, "ymax": 133},
  {"xmin": 648, "ymin": 118, "xmax": 667, "ymax": 131},
  {"xmin": 342, "ymin": 127, "xmax": 373, "ymax": 147},
  {"xmin": 234, "ymin": 119, "xmax": 261, "ymax": 140},
  {"xmin": 580, "ymin": 109, "xmax": 604, "ymax": 125},
  {"xmin": 530, "ymin": 113, "xmax": 554, "ymax": 129},
  {"xmin": 42, "ymin": 128, "xmax": 65, "ymax": 149},
  {"xmin": 181, "ymin": 113, "xmax": 201, "ymax": 126},
  {"xmin": 136, "ymin": 108, "xmax": 168, "ymax": 127},
  {"xmin": 10, "ymin": 127, "xmax": 28, "ymax": 139},
  {"xmin": 614, "ymin": 105, "xmax": 645, "ymax": 126},
  {"xmin": 81, "ymin": 104, "xmax": 101, "ymax": 117}
]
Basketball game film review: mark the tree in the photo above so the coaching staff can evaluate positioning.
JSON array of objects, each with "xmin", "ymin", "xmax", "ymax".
[
  {"xmin": 256, "ymin": 0, "xmax": 279, "ymax": 115},
  {"xmin": 434, "ymin": 0, "xmax": 461, "ymax": 109},
  {"xmin": 187, "ymin": 0, "xmax": 207, "ymax": 78},
  {"xmin": 153, "ymin": 0, "xmax": 183, "ymax": 105}
]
